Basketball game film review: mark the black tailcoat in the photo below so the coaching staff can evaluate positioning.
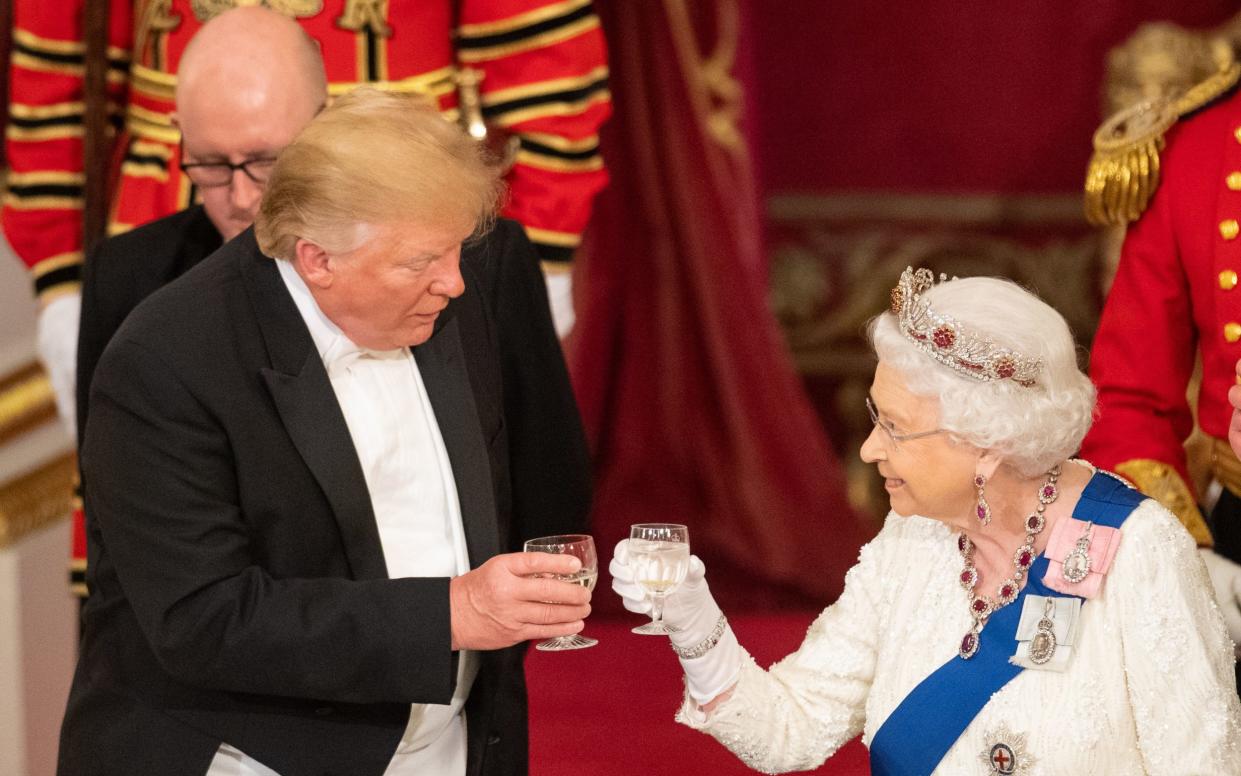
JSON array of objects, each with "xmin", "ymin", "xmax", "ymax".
[{"xmin": 62, "ymin": 216, "xmax": 590, "ymax": 776}]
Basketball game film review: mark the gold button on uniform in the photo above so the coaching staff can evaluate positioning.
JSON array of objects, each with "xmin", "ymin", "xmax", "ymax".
[
  {"xmin": 1234, "ymin": 126, "xmax": 1241, "ymax": 144},
  {"xmin": 1229, "ymin": 172, "xmax": 1241, "ymax": 191},
  {"xmin": 1223, "ymin": 270, "xmax": 1239, "ymax": 290},
  {"xmin": 1226, "ymin": 322, "xmax": 1241, "ymax": 343},
  {"xmin": 1223, "ymin": 220, "xmax": 1240, "ymax": 240}
]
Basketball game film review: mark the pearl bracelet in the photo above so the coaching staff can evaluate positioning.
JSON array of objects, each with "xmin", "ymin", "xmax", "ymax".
[{"xmin": 670, "ymin": 612, "xmax": 728, "ymax": 660}]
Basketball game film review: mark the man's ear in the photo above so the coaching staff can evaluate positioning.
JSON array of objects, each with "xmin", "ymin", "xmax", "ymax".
[{"xmin": 293, "ymin": 238, "xmax": 333, "ymax": 289}]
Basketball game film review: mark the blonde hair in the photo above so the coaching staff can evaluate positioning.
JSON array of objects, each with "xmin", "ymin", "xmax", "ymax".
[
  {"xmin": 255, "ymin": 87, "xmax": 503, "ymax": 259},
  {"xmin": 869, "ymin": 275, "xmax": 1096, "ymax": 477}
]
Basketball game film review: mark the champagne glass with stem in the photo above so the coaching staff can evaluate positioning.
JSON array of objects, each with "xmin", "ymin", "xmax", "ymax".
[
  {"xmin": 628, "ymin": 523, "xmax": 690, "ymax": 635},
  {"xmin": 522, "ymin": 534, "xmax": 598, "ymax": 651}
]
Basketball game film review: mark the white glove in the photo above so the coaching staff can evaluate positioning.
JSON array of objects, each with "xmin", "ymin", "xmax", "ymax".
[
  {"xmin": 1199, "ymin": 548, "xmax": 1241, "ymax": 658},
  {"xmin": 543, "ymin": 269, "xmax": 575, "ymax": 339},
  {"xmin": 610, "ymin": 539, "xmax": 743, "ymax": 702},
  {"xmin": 36, "ymin": 292, "xmax": 81, "ymax": 439}
]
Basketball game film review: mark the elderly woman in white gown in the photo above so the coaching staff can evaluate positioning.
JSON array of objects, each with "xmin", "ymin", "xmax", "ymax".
[{"xmin": 611, "ymin": 268, "xmax": 1241, "ymax": 775}]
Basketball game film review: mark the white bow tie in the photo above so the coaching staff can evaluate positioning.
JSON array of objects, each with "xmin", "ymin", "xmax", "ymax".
[{"xmin": 323, "ymin": 339, "xmax": 406, "ymax": 379}]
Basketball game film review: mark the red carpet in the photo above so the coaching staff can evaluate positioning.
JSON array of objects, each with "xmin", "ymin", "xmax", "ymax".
[{"xmin": 527, "ymin": 613, "xmax": 870, "ymax": 775}]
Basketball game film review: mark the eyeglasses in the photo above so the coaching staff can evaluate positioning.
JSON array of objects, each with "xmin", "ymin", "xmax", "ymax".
[
  {"xmin": 181, "ymin": 156, "xmax": 277, "ymax": 188},
  {"xmin": 866, "ymin": 396, "xmax": 944, "ymax": 444}
]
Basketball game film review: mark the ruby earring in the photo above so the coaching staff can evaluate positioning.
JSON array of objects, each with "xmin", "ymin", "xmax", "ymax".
[{"xmin": 974, "ymin": 474, "xmax": 991, "ymax": 526}]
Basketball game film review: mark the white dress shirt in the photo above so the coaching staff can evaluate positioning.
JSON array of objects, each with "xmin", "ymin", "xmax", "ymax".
[{"xmin": 207, "ymin": 259, "xmax": 476, "ymax": 776}]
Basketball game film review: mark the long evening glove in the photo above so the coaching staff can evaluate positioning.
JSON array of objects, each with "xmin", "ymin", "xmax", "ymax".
[{"xmin": 610, "ymin": 539, "xmax": 744, "ymax": 703}]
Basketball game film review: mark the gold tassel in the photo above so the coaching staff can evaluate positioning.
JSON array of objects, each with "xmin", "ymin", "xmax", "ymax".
[
  {"xmin": 1084, "ymin": 100, "xmax": 1175, "ymax": 227},
  {"xmin": 1085, "ymin": 40, "xmax": 1241, "ymax": 227}
]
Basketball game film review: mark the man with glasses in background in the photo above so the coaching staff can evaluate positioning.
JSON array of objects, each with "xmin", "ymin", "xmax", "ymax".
[{"xmin": 74, "ymin": 7, "xmax": 325, "ymax": 443}]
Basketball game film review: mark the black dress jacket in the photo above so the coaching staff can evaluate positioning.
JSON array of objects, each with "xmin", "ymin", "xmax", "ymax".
[
  {"xmin": 75, "ymin": 205, "xmax": 222, "ymax": 447},
  {"xmin": 61, "ymin": 216, "xmax": 591, "ymax": 776}
]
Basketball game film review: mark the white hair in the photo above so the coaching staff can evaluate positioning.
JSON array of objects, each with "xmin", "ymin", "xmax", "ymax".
[{"xmin": 869, "ymin": 275, "xmax": 1096, "ymax": 476}]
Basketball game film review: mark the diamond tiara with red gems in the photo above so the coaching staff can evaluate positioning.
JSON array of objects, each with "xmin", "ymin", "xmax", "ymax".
[{"xmin": 888, "ymin": 266, "xmax": 1043, "ymax": 387}]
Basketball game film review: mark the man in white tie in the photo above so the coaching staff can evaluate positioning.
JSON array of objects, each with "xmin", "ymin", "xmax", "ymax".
[{"xmin": 61, "ymin": 86, "xmax": 593, "ymax": 776}]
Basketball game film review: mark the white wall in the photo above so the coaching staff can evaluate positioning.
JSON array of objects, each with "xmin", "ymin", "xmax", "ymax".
[
  {"xmin": 0, "ymin": 236, "xmax": 76, "ymax": 776},
  {"xmin": 0, "ymin": 519, "xmax": 75, "ymax": 776},
  {"xmin": 0, "ymin": 234, "xmax": 36, "ymax": 375}
]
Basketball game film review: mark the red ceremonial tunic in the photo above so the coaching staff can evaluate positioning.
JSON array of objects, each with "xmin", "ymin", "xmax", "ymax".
[
  {"xmin": 1080, "ymin": 85, "xmax": 1241, "ymax": 547},
  {"xmin": 4, "ymin": 0, "xmax": 611, "ymax": 303}
]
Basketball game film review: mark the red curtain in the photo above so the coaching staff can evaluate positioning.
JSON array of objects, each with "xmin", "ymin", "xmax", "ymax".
[{"xmin": 570, "ymin": 0, "xmax": 869, "ymax": 610}]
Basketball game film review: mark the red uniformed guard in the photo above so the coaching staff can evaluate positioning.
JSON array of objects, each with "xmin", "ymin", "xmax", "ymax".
[
  {"xmin": 4, "ymin": 0, "xmax": 610, "ymax": 598},
  {"xmin": 6, "ymin": 0, "xmax": 610, "ymax": 433},
  {"xmin": 1080, "ymin": 48, "xmax": 1241, "ymax": 654}
]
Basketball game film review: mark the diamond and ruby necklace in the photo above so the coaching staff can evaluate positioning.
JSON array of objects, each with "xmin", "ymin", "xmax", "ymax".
[{"xmin": 957, "ymin": 465, "xmax": 1061, "ymax": 659}]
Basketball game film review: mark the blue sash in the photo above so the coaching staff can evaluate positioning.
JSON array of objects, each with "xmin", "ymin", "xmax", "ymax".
[{"xmin": 868, "ymin": 472, "xmax": 1144, "ymax": 776}]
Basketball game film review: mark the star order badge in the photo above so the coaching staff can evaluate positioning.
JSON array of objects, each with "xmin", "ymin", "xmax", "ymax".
[{"xmin": 979, "ymin": 725, "xmax": 1034, "ymax": 775}]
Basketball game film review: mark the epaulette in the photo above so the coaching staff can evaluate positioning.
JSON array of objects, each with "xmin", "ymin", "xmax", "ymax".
[{"xmin": 1084, "ymin": 45, "xmax": 1241, "ymax": 227}]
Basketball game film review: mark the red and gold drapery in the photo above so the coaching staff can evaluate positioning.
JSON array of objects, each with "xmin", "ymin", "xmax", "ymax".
[{"xmin": 571, "ymin": 0, "xmax": 869, "ymax": 608}]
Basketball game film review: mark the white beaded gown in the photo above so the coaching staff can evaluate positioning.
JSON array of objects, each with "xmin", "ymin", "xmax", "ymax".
[{"xmin": 678, "ymin": 493, "xmax": 1241, "ymax": 774}]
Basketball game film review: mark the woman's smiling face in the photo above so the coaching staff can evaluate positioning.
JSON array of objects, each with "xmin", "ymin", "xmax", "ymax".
[{"xmin": 860, "ymin": 361, "xmax": 980, "ymax": 522}]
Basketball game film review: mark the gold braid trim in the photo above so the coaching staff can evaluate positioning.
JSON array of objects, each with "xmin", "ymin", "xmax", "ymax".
[
  {"xmin": 0, "ymin": 362, "xmax": 57, "ymax": 446},
  {"xmin": 0, "ymin": 453, "xmax": 74, "ymax": 549},
  {"xmin": 1173, "ymin": 54, "xmax": 1241, "ymax": 115},
  {"xmin": 1084, "ymin": 43, "xmax": 1241, "ymax": 227},
  {"xmin": 1114, "ymin": 459, "xmax": 1214, "ymax": 547}
]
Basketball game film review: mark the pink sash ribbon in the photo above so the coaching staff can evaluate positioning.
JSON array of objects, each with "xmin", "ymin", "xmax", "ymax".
[{"xmin": 1042, "ymin": 516, "xmax": 1121, "ymax": 598}]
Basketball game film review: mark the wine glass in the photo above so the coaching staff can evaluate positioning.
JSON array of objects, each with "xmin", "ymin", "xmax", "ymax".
[
  {"xmin": 522, "ymin": 534, "xmax": 598, "ymax": 651},
  {"xmin": 628, "ymin": 523, "xmax": 690, "ymax": 635}
]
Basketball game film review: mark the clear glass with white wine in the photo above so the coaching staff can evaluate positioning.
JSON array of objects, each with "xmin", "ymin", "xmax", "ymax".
[
  {"xmin": 628, "ymin": 523, "xmax": 690, "ymax": 635},
  {"xmin": 522, "ymin": 534, "xmax": 598, "ymax": 651}
]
